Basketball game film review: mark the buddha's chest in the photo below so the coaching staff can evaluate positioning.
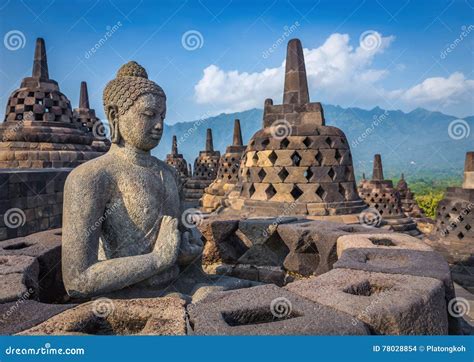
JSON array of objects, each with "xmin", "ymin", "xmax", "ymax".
[{"xmin": 111, "ymin": 165, "xmax": 181, "ymax": 223}]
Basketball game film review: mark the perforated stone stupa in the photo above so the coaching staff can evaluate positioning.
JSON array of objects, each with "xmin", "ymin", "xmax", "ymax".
[
  {"xmin": 165, "ymin": 135, "xmax": 189, "ymax": 181},
  {"xmin": 234, "ymin": 39, "xmax": 367, "ymax": 218},
  {"xmin": 201, "ymin": 119, "xmax": 246, "ymax": 212},
  {"xmin": 430, "ymin": 152, "xmax": 473, "ymax": 265},
  {"xmin": 0, "ymin": 38, "xmax": 103, "ymax": 168},
  {"xmin": 72, "ymin": 81, "xmax": 110, "ymax": 153},
  {"xmin": 396, "ymin": 173, "xmax": 424, "ymax": 219},
  {"xmin": 183, "ymin": 129, "xmax": 220, "ymax": 207},
  {"xmin": 358, "ymin": 154, "xmax": 419, "ymax": 235}
]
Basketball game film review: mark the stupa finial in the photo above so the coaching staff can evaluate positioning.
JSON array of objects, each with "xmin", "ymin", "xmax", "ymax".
[
  {"xmin": 32, "ymin": 38, "xmax": 49, "ymax": 80},
  {"xmin": 233, "ymin": 119, "xmax": 243, "ymax": 146},
  {"xmin": 283, "ymin": 39, "xmax": 309, "ymax": 105},
  {"xmin": 172, "ymin": 135, "xmax": 178, "ymax": 155},
  {"xmin": 79, "ymin": 81, "xmax": 90, "ymax": 109},
  {"xmin": 372, "ymin": 154, "xmax": 384, "ymax": 181},
  {"xmin": 206, "ymin": 128, "xmax": 214, "ymax": 152}
]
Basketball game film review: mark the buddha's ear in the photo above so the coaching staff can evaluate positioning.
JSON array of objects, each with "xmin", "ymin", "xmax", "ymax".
[{"xmin": 106, "ymin": 105, "xmax": 121, "ymax": 144}]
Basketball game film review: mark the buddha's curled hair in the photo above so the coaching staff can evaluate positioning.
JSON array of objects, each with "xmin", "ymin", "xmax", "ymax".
[{"xmin": 103, "ymin": 61, "xmax": 165, "ymax": 115}]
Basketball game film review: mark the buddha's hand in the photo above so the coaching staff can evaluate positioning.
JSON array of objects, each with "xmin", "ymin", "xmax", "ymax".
[
  {"xmin": 151, "ymin": 216, "xmax": 180, "ymax": 271},
  {"xmin": 177, "ymin": 230, "xmax": 203, "ymax": 265}
]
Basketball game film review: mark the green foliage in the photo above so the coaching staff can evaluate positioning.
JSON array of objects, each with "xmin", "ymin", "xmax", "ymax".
[{"xmin": 415, "ymin": 192, "xmax": 445, "ymax": 219}]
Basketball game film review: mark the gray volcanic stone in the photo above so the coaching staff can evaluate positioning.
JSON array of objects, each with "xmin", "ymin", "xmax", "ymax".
[
  {"xmin": 277, "ymin": 220, "xmax": 388, "ymax": 276},
  {"xmin": 0, "ymin": 300, "xmax": 76, "ymax": 335},
  {"xmin": 334, "ymin": 247, "xmax": 460, "ymax": 334},
  {"xmin": 0, "ymin": 255, "xmax": 39, "ymax": 302},
  {"xmin": 285, "ymin": 269, "xmax": 448, "ymax": 335},
  {"xmin": 336, "ymin": 233, "xmax": 432, "ymax": 258},
  {"xmin": 188, "ymin": 284, "xmax": 369, "ymax": 335},
  {"xmin": 18, "ymin": 297, "xmax": 186, "ymax": 335},
  {"xmin": 0, "ymin": 229, "xmax": 63, "ymax": 302}
]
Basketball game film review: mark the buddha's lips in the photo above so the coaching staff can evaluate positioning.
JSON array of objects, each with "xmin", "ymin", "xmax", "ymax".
[{"xmin": 150, "ymin": 131, "xmax": 162, "ymax": 139}]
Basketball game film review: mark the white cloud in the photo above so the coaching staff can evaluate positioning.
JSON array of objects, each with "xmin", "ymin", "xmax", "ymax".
[{"xmin": 193, "ymin": 31, "xmax": 473, "ymax": 116}]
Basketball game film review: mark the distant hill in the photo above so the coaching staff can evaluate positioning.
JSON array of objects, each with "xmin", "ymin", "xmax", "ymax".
[{"xmin": 154, "ymin": 105, "xmax": 473, "ymax": 180}]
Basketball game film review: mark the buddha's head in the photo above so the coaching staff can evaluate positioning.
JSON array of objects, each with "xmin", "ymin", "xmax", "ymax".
[{"xmin": 103, "ymin": 61, "xmax": 166, "ymax": 151}]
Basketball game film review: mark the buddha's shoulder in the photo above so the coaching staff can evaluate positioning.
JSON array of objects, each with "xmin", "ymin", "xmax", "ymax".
[{"xmin": 66, "ymin": 153, "xmax": 117, "ymax": 186}]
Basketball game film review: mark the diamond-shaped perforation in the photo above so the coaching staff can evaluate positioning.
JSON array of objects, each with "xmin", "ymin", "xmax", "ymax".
[
  {"xmin": 267, "ymin": 151, "xmax": 277, "ymax": 165},
  {"xmin": 325, "ymin": 137, "xmax": 332, "ymax": 147},
  {"xmin": 315, "ymin": 185, "xmax": 326, "ymax": 200},
  {"xmin": 265, "ymin": 184, "xmax": 277, "ymax": 199},
  {"xmin": 335, "ymin": 149, "xmax": 342, "ymax": 163},
  {"xmin": 258, "ymin": 168, "xmax": 267, "ymax": 181},
  {"xmin": 261, "ymin": 138, "xmax": 270, "ymax": 149},
  {"xmin": 291, "ymin": 151, "xmax": 302, "ymax": 166},
  {"xmin": 290, "ymin": 185, "xmax": 303, "ymax": 200},
  {"xmin": 304, "ymin": 168, "xmax": 313, "ymax": 181},
  {"xmin": 466, "ymin": 224, "xmax": 471, "ymax": 231},
  {"xmin": 278, "ymin": 168, "xmax": 289, "ymax": 181},
  {"xmin": 338, "ymin": 184, "xmax": 346, "ymax": 198},
  {"xmin": 457, "ymin": 232, "xmax": 464, "ymax": 240},
  {"xmin": 302, "ymin": 137, "xmax": 312, "ymax": 148},
  {"xmin": 249, "ymin": 184, "xmax": 256, "ymax": 197},
  {"xmin": 280, "ymin": 138, "xmax": 290, "ymax": 149},
  {"xmin": 315, "ymin": 152, "xmax": 323, "ymax": 165},
  {"xmin": 252, "ymin": 152, "xmax": 259, "ymax": 164},
  {"xmin": 328, "ymin": 168, "xmax": 336, "ymax": 180}
]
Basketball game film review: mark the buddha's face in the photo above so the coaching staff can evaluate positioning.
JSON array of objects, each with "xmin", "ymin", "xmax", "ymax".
[{"xmin": 116, "ymin": 93, "xmax": 166, "ymax": 151}]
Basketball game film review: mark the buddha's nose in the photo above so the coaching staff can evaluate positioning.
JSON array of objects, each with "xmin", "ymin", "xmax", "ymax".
[{"xmin": 153, "ymin": 123, "xmax": 163, "ymax": 132}]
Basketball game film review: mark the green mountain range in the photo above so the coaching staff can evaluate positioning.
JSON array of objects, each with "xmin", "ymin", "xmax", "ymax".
[{"xmin": 154, "ymin": 105, "xmax": 473, "ymax": 181}]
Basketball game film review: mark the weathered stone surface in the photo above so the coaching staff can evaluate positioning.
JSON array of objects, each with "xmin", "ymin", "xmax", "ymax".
[
  {"xmin": 0, "ymin": 255, "xmax": 39, "ymax": 303},
  {"xmin": 334, "ymin": 247, "xmax": 460, "ymax": 334},
  {"xmin": 337, "ymin": 233, "xmax": 432, "ymax": 258},
  {"xmin": 188, "ymin": 284, "xmax": 369, "ymax": 335},
  {"xmin": 197, "ymin": 218, "xmax": 246, "ymax": 264},
  {"xmin": 0, "ymin": 229, "xmax": 63, "ymax": 302},
  {"xmin": 0, "ymin": 300, "xmax": 76, "ymax": 335},
  {"xmin": 18, "ymin": 297, "xmax": 186, "ymax": 335},
  {"xmin": 215, "ymin": 264, "xmax": 291, "ymax": 286},
  {"xmin": 285, "ymin": 269, "xmax": 448, "ymax": 335},
  {"xmin": 277, "ymin": 220, "xmax": 387, "ymax": 276}
]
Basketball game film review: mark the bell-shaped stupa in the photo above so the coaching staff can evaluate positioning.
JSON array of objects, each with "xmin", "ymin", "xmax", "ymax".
[
  {"xmin": 358, "ymin": 154, "xmax": 419, "ymax": 235},
  {"xmin": 183, "ymin": 128, "xmax": 220, "ymax": 207},
  {"xmin": 165, "ymin": 135, "xmax": 189, "ymax": 181},
  {"xmin": 234, "ymin": 39, "xmax": 366, "ymax": 219},
  {"xmin": 396, "ymin": 173, "xmax": 424, "ymax": 219},
  {"xmin": 201, "ymin": 119, "xmax": 246, "ymax": 212},
  {"xmin": 0, "ymin": 38, "xmax": 102, "ymax": 168}
]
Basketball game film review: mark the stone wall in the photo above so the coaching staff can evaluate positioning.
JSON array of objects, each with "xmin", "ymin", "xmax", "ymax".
[{"xmin": 0, "ymin": 169, "xmax": 70, "ymax": 240}]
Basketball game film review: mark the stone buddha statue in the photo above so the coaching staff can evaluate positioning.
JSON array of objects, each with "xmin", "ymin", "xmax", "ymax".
[{"xmin": 62, "ymin": 61, "xmax": 203, "ymax": 298}]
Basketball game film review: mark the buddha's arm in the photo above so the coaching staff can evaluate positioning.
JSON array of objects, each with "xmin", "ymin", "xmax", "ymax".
[{"xmin": 61, "ymin": 169, "xmax": 175, "ymax": 298}]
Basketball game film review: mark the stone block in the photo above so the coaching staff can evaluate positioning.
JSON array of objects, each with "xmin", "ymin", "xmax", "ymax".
[
  {"xmin": 336, "ymin": 233, "xmax": 432, "ymax": 258},
  {"xmin": 188, "ymin": 284, "xmax": 369, "ymax": 335},
  {"xmin": 285, "ymin": 269, "xmax": 448, "ymax": 335},
  {"xmin": 18, "ymin": 297, "xmax": 187, "ymax": 335}
]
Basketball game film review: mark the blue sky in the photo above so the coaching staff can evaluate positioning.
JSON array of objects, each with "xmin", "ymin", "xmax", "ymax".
[{"xmin": 0, "ymin": 0, "xmax": 473, "ymax": 124}]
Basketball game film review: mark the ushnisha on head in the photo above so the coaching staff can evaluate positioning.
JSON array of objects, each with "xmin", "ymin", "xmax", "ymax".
[{"xmin": 103, "ymin": 61, "xmax": 166, "ymax": 151}]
